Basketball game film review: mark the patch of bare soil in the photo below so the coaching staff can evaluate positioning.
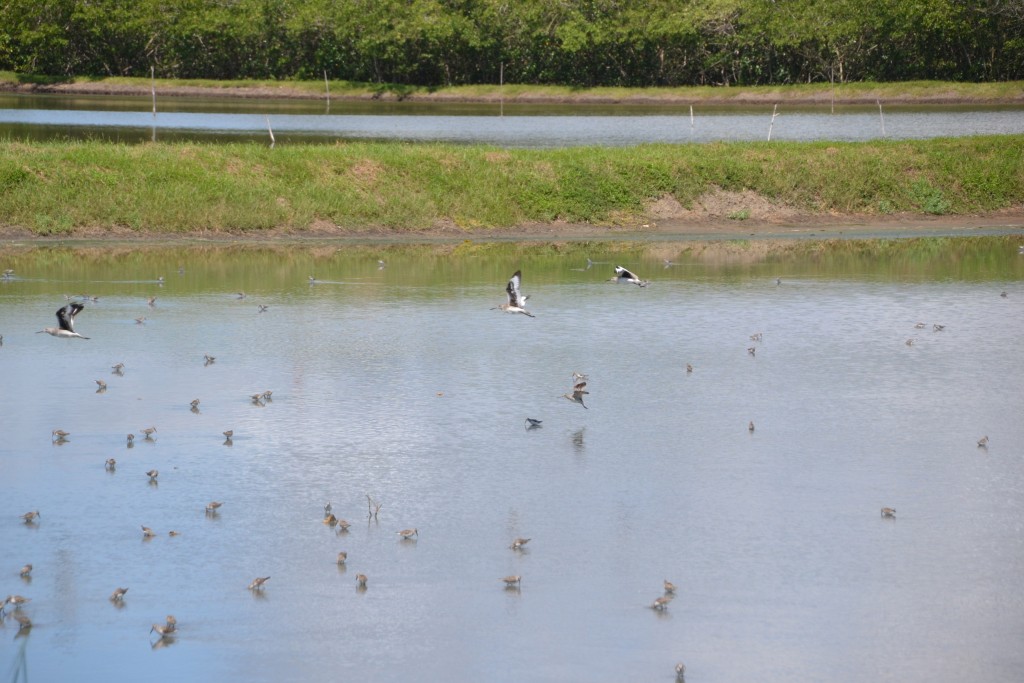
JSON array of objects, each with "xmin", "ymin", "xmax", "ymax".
[{"xmin": 646, "ymin": 189, "xmax": 804, "ymax": 223}]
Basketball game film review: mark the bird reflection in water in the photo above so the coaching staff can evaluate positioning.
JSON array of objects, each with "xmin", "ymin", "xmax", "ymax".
[{"xmin": 572, "ymin": 428, "xmax": 585, "ymax": 453}]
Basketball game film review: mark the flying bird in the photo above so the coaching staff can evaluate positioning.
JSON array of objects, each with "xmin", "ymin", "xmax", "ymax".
[
  {"xmin": 562, "ymin": 381, "xmax": 589, "ymax": 409},
  {"xmin": 493, "ymin": 270, "xmax": 534, "ymax": 317},
  {"xmin": 38, "ymin": 303, "xmax": 89, "ymax": 339},
  {"xmin": 612, "ymin": 266, "xmax": 648, "ymax": 287}
]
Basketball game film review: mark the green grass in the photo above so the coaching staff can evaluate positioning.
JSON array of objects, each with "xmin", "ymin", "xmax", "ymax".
[{"xmin": 0, "ymin": 136, "xmax": 1021, "ymax": 235}]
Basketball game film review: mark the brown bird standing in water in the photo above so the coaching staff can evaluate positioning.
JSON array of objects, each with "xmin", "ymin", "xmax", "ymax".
[
  {"xmin": 881, "ymin": 507, "xmax": 896, "ymax": 518},
  {"xmin": 510, "ymin": 537, "xmax": 531, "ymax": 550},
  {"xmin": 19, "ymin": 564, "xmax": 32, "ymax": 578},
  {"xmin": 110, "ymin": 587, "xmax": 129, "ymax": 602},
  {"xmin": 248, "ymin": 577, "xmax": 271, "ymax": 591}
]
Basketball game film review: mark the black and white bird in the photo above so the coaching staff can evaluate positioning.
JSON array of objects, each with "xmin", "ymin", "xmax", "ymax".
[
  {"xmin": 38, "ymin": 303, "xmax": 89, "ymax": 339},
  {"xmin": 612, "ymin": 266, "xmax": 648, "ymax": 288},
  {"xmin": 525, "ymin": 418, "xmax": 543, "ymax": 429},
  {"xmin": 493, "ymin": 270, "xmax": 534, "ymax": 317}
]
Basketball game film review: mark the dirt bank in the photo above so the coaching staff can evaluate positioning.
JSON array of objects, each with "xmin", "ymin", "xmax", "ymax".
[{"xmin": 4, "ymin": 80, "xmax": 1024, "ymax": 106}]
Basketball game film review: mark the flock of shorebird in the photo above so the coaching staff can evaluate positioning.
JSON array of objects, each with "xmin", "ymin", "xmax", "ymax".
[
  {"xmin": 11, "ymin": 261, "xmax": 691, "ymax": 673},
  {"xmin": 10, "ymin": 259, "xmax": 997, "ymax": 678}
]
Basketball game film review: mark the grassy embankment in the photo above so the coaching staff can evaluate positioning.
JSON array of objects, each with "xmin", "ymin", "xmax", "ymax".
[
  {"xmin": 0, "ymin": 136, "xmax": 1021, "ymax": 236},
  {"xmin": 2, "ymin": 72, "xmax": 1024, "ymax": 104}
]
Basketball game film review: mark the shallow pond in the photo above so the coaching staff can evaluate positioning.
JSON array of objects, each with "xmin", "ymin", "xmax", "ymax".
[
  {"xmin": 1, "ymin": 94, "xmax": 1023, "ymax": 146},
  {"xmin": 1, "ymin": 236, "xmax": 1023, "ymax": 682}
]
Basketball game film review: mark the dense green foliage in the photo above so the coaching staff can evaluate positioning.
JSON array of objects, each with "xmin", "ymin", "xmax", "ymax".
[
  {"xmin": 1, "ymin": 0, "xmax": 1022, "ymax": 86},
  {"xmin": 1, "ymin": 136, "xmax": 1021, "ymax": 235}
]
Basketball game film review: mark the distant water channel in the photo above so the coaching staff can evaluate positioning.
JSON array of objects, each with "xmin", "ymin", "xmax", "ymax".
[
  {"xmin": 2, "ymin": 236, "xmax": 1023, "ymax": 682},
  {"xmin": 1, "ymin": 94, "xmax": 1023, "ymax": 146}
]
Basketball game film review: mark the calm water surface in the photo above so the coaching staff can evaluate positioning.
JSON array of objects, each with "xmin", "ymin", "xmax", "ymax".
[
  {"xmin": 1, "ymin": 94, "xmax": 1022, "ymax": 146},
  {"xmin": 1, "ymin": 238, "xmax": 1023, "ymax": 682}
]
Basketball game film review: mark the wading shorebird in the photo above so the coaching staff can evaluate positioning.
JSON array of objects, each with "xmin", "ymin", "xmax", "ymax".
[
  {"xmin": 126, "ymin": 433, "xmax": 135, "ymax": 445},
  {"xmin": 110, "ymin": 587, "xmax": 128, "ymax": 602},
  {"xmin": 19, "ymin": 564, "xmax": 32, "ymax": 578},
  {"xmin": 141, "ymin": 525, "xmax": 157, "ymax": 537},
  {"xmin": 525, "ymin": 418, "xmax": 543, "ymax": 430},
  {"xmin": 501, "ymin": 575, "xmax": 522, "ymax": 588},
  {"xmin": 258, "ymin": 304, "xmax": 269, "ymax": 313},
  {"xmin": 324, "ymin": 502, "xmax": 332, "ymax": 516},
  {"xmin": 651, "ymin": 596, "xmax": 672, "ymax": 611},
  {"xmin": 112, "ymin": 362, "xmax": 125, "ymax": 374},
  {"xmin": 905, "ymin": 339, "xmax": 914, "ymax": 346},
  {"xmin": 750, "ymin": 332, "xmax": 763, "ymax": 342},
  {"xmin": 141, "ymin": 427, "xmax": 157, "ymax": 440},
  {"xmin": 248, "ymin": 576, "xmax": 271, "ymax": 591},
  {"xmin": 105, "ymin": 458, "xmax": 116, "ymax": 470},
  {"xmin": 748, "ymin": 421, "xmax": 755, "ymax": 433},
  {"xmin": 222, "ymin": 430, "xmax": 233, "ymax": 440},
  {"xmin": 748, "ymin": 347, "xmax": 757, "ymax": 356},
  {"xmin": 13, "ymin": 612, "xmax": 31, "ymax": 632},
  {"xmin": 933, "ymin": 324, "xmax": 945, "ymax": 331},
  {"xmin": 205, "ymin": 501, "xmax": 223, "ymax": 513},
  {"xmin": 977, "ymin": 436, "xmax": 989, "ymax": 448},
  {"xmin": 190, "ymin": 399, "xmax": 200, "ymax": 410},
  {"xmin": 686, "ymin": 364, "xmax": 693, "ymax": 373},
  {"xmin": 492, "ymin": 270, "xmax": 534, "ymax": 317},
  {"xmin": 150, "ymin": 623, "xmax": 173, "ymax": 639},
  {"xmin": 881, "ymin": 507, "xmax": 896, "ymax": 518},
  {"xmin": 510, "ymin": 537, "xmax": 531, "ymax": 550},
  {"xmin": 95, "ymin": 379, "xmax": 107, "ymax": 392},
  {"xmin": 52, "ymin": 429, "xmax": 70, "ymax": 442},
  {"xmin": 20, "ymin": 511, "xmax": 40, "ymax": 524},
  {"xmin": 397, "ymin": 528, "xmax": 418, "ymax": 540},
  {"xmin": 336, "ymin": 519, "xmax": 352, "ymax": 532},
  {"xmin": 323, "ymin": 513, "xmax": 338, "ymax": 526},
  {"xmin": 562, "ymin": 381, "xmax": 589, "ymax": 409},
  {"xmin": 262, "ymin": 390, "xmax": 273, "ymax": 401},
  {"xmin": 134, "ymin": 316, "xmax": 146, "ymax": 325},
  {"xmin": 38, "ymin": 302, "xmax": 89, "ymax": 339},
  {"xmin": 676, "ymin": 662, "xmax": 686, "ymax": 681},
  {"xmin": 147, "ymin": 296, "xmax": 157, "ymax": 307},
  {"xmin": 4, "ymin": 595, "xmax": 31, "ymax": 611},
  {"xmin": 336, "ymin": 551, "xmax": 347, "ymax": 565},
  {"xmin": 664, "ymin": 580, "xmax": 677, "ymax": 595},
  {"xmin": 611, "ymin": 266, "xmax": 649, "ymax": 287},
  {"xmin": 355, "ymin": 574, "xmax": 368, "ymax": 588},
  {"xmin": 168, "ymin": 530, "xmax": 180, "ymax": 537},
  {"xmin": 146, "ymin": 470, "xmax": 159, "ymax": 482},
  {"xmin": 914, "ymin": 322, "xmax": 926, "ymax": 329},
  {"xmin": 251, "ymin": 393, "xmax": 265, "ymax": 406},
  {"xmin": 204, "ymin": 354, "xmax": 216, "ymax": 365}
]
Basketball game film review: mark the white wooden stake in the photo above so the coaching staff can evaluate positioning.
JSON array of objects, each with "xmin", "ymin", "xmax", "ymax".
[
  {"xmin": 767, "ymin": 104, "xmax": 779, "ymax": 141},
  {"xmin": 266, "ymin": 116, "xmax": 276, "ymax": 148}
]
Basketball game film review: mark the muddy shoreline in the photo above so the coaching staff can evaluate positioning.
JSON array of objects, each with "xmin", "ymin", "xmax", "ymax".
[
  {"xmin": 3, "ymin": 211, "xmax": 1022, "ymax": 246},
  {"xmin": 4, "ymin": 80, "xmax": 1024, "ymax": 106}
]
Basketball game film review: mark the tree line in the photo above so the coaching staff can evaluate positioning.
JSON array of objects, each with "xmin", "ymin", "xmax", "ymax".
[{"xmin": 1, "ymin": 0, "xmax": 1022, "ymax": 86}]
